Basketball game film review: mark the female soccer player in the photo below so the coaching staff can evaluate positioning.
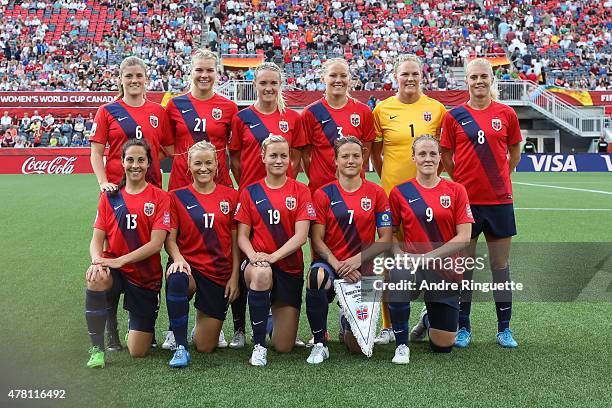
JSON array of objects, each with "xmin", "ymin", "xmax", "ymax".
[
  {"xmin": 166, "ymin": 49, "xmax": 238, "ymax": 191},
  {"xmin": 229, "ymin": 62, "xmax": 307, "ymax": 191},
  {"xmin": 85, "ymin": 139, "xmax": 171, "ymax": 368},
  {"xmin": 234, "ymin": 135, "xmax": 315, "ymax": 366},
  {"xmin": 371, "ymin": 54, "xmax": 447, "ymax": 344},
  {"xmin": 301, "ymin": 58, "xmax": 375, "ymax": 193},
  {"xmin": 388, "ymin": 135, "xmax": 473, "ymax": 364},
  {"xmin": 163, "ymin": 141, "xmax": 240, "ymax": 368},
  {"xmin": 307, "ymin": 137, "xmax": 392, "ymax": 364},
  {"xmin": 440, "ymin": 58, "xmax": 522, "ymax": 349},
  {"xmin": 89, "ymin": 56, "xmax": 174, "ymax": 352},
  {"xmin": 163, "ymin": 49, "xmax": 239, "ymax": 351}
]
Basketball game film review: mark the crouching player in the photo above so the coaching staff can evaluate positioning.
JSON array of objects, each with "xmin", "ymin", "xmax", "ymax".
[
  {"xmin": 235, "ymin": 135, "xmax": 316, "ymax": 366},
  {"xmin": 387, "ymin": 135, "xmax": 473, "ymax": 364},
  {"xmin": 163, "ymin": 141, "xmax": 240, "ymax": 368},
  {"xmin": 85, "ymin": 139, "xmax": 171, "ymax": 368},
  {"xmin": 307, "ymin": 136, "xmax": 392, "ymax": 364}
]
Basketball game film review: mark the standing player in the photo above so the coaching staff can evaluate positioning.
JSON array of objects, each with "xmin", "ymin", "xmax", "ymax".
[
  {"xmin": 229, "ymin": 62, "xmax": 307, "ymax": 191},
  {"xmin": 440, "ymin": 58, "xmax": 522, "ymax": 348},
  {"xmin": 388, "ymin": 135, "xmax": 473, "ymax": 364},
  {"xmin": 307, "ymin": 137, "xmax": 392, "ymax": 364},
  {"xmin": 371, "ymin": 54, "xmax": 447, "ymax": 344},
  {"xmin": 163, "ymin": 49, "xmax": 238, "ymax": 350},
  {"xmin": 166, "ymin": 49, "xmax": 238, "ymax": 191},
  {"xmin": 163, "ymin": 141, "xmax": 240, "ymax": 368},
  {"xmin": 85, "ymin": 139, "xmax": 171, "ymax": 368},
  {"xmin": 234, "ymin": 135, "xmax": 316, "ymax": 366},
  {"xmin": 301, "ymin": 58, "xmax": 375, "ymax": 193},
  {"xmin": 89, "ymin": 56, "xmax": 174, "ymax": 352}
]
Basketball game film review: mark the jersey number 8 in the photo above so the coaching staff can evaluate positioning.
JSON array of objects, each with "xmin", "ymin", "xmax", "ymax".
[{"xmin": 477, "ymin": 130, "xmax": 485, "ymax": 145}]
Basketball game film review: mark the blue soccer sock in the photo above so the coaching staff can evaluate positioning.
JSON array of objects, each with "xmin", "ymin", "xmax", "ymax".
[
  {"xmin": 86, "ymin": 289, "xmax": 108, "ymax": 349},
  {"xmin": 493, "ymin": 265, "xmax": 512, "ymax": 332},
  {"xmin": 231, "ymin": 289, "xmax": 247, "ymax": 333},
  {"xmin": 105, "ymin": 292, "xmax": 120, "ymax": 333},
  {"xmin": 166, "ymin": 273, "xmax": 189, "ymax": 347},
  {"xmin": 306, "ymin": 288, "xmax": 329, "ymax": 344},
  {"xmin": 388, "ymin": 302, "xmax": 410, "ymax": 347},
  {"xmin": 248, "ymin": 289, "xmax": 271, "ymax": 347}
]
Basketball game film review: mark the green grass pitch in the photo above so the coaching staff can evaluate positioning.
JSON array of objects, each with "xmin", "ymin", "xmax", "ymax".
[{"xmin": 0, "ymin": 172, "xmax": 611, "ymax": 408}]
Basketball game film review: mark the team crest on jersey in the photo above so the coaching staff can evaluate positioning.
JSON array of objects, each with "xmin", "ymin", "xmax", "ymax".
[
  {"xmin": 286, "ymin": 196, "xmax": 296, "ymax": 210},
  {"xmin": 423, "ymin": 111, "xmax": 432, "ymax": 122},
  {"xmin": 440, "ymin": 195, "xmax": 451, "ymax": 209},
  {"xmin": 212, "ymin": 108, "xmax": 222, "ymax": 120},
  {"xmin": 361, "ymin": 197, "xmax": 372, "ymax": 211},
  {"xmin": 350, "ymin": 113, "xmax": 360, "ymax": 127},
  {"xmin": 278, "ymin": 120, "xmax": 289, "ymax": 133},
  {"xmin": 492, "ymin": 118, "xmax": 502, "ymax": 131},
  {"xmin": 144, "ymin": 202, "xmax": 155, "ymax": 216},
  {"xmin": 219, "ymin": 201, "xmax": 230, "ymax": 215},
  {"xmin": 356, "ymin": 304, "xmax": 368, "ymax": 321},
  {"xmin": 150, "ymin": 115, "xmax": 159, "ymax": 128}
]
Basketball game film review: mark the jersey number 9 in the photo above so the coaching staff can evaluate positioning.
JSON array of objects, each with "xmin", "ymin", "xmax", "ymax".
[{"xmin": 425, "ymin": 207, "xmax": 433, "ymax": 222}]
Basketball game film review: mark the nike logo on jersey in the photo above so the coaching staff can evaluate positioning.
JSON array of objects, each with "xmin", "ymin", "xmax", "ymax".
[
  {"xmin": 408, "ymin": 198, "xmax": 421, "ymax": 203},
  {"xmin": 461, "ymin": 120, "xmax": 473, "ymax": 126},
  {"xmin": 255, "ymin": 199, "xmax": 267, "ymax": 205},
  {"xmin": 113, "ymin": 205, "xmax": 123, "ymax": 210},
  {"xmin": 390, "ymin": 115, "xmax": 398, "ymax": 119},
  {"xmin": 321, "ymin": 119, "xmax": 331, "ymax": 124},
  {"xmin": 186, "ymin": 204, "xmax": 198, "ymax": 210},
  {"xmin": 117, "ymin": 117, "xmax": 128, "ymax": 122},
  {"xmin": 249, "ymin": 123, "xmax": 261, "ymax": 129},
  {"xmin": 181, "ymin": 109, "xmax": 192, "ymax": 114},
  {"xmin": 330, "ymin": 201, "xmax": 341, "ymax": 206}
]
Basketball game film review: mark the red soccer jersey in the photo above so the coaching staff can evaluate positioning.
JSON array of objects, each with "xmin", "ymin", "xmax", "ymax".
[
  {"xmin": 90, "ymin": 99, "xmax": 174, "ymax": 188},
  {"xmin": 389, "ymin": 178, "xmax": 474, "ymax": 254},
  {"xmin": 234, "ymin": 178, "xmax": 316, "ymax": 277},
  {"xmin": 302, "ymin": 98, "xmax": 375, "ymax": 192},
  {"xmin": 440, "ymin": 101, "xmax": 522, "ymax": 205},
  {"xmin": 170, "ymin": 184, "xmax": 238, "ymax": 285},
  {"xmin": 313, "ymin": 180, "xmax": 391, "ymax": 273},
  {"xmin": 166, "ymin": 93, "xmax": 238, "ymax": 191},
  {"xmin": 93, "ymin": 184, "xmax": 171, "ymax": 291},
  {"xmin": 229, "ymin": 105, "xmax": 307, "ymax": 190}
]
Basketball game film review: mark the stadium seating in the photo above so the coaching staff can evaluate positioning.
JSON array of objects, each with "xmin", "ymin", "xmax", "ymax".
[{"xmin": 0, "ymin": 0, "xmax": 608, "ymax": 94}]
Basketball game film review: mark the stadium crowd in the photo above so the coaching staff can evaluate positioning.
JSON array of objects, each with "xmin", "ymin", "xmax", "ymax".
[{"xmin": 0, "ymin": 0, "xmax": 608, "ymax": 95}]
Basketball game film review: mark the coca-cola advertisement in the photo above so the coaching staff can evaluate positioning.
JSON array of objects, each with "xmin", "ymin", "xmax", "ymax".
[{"xmin": 0, "ymin": 148, "xmax": 96, "ymax": 174}]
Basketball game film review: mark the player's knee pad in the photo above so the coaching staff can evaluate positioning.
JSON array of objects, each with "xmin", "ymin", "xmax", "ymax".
[
  {"xmin": 429, "ymin": 339, "xmax": 453, "ymax": 353},
  {"xmin": 308, "ymin": 267, "xmax": 330, "ymax": 290}
]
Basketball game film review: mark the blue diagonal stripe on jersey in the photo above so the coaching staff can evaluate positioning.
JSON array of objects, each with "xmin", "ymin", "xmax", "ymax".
[
  {"xmin": 237, "ymin": 108, "xmax": 271, "ymax": 145},
  {"xmin": 450, "ymin": 106, "xmax": 507, "ymax": 199},
  {"xmin": 172, "ymin": 95, "xmax": 209, "ymax": 143},
  {"xmin": 322, "ymin": 184, "xmax": 362, "ymax": 255},
  {"xmin": 105, "ymin": 102, "xmax": 141, "ymax": 140},
  {"xmin": 396, "ymin": 182, "xmax": 443, "ymax": 247},
  {"xmin": 174, "ymin": 188, "xmax": 229, "ymax": 270},
  {"xmin": 308, "ymin": 101, "xmax": 340, "ymax": 147},
  {"xmin": 107, "ymin": 191, "xmax": 144, "ymax": 251},
  {"xmin": 247, "ymin": 183, "xmax": 301, "ymax": 266}
]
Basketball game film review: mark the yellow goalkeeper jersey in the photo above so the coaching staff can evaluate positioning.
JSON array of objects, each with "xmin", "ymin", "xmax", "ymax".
[{"xmin": 373, "ymin": 94, "xmax": 447, "ymax": 195}]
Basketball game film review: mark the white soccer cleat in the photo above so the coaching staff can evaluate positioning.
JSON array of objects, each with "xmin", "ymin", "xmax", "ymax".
[
  {"xmin": 409, "ymin": 307, "xmax": 428, "ymax": 342},
  {"xmin": 162, "ymin": 330, "xmax": 177, "ymax": 350},
  {"xmin": 229, "ymin": 331, "xmax": 246, "ymax": 349},
  {"xmin": 217, "ymin": 330, "xmax": 228, "ymax": 348},
  {"xmin": 306, "ymin": 343, "xmax": 330, "ymax": 364},
  {"xmin": 249, "ymin": 344, "xmax": 267, "ymax": 366},
  {"xmin": 374, "ymin": 328, "xmax": 395, "ymax": 345},
  {"xmin": 392, "ymin": 344, "xmax": 410, "ymax": 364}
]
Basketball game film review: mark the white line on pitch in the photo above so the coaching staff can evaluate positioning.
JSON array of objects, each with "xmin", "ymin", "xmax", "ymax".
[
  {"xmin": 513, "ymin": 181, "xmax": 612, "ymax": 195},
  {"xmin": 515, "ymin": 208, "xmax": 612, "ymax": 211}
]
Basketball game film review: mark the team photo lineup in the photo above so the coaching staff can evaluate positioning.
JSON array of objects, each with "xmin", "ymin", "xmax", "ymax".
[
  {"xmin": 1, "ymin": 1, "xmax": 611, "ymax": 406},
  {"xmin": 84, "ymin": 49, "xmax": 523, "ymax": 369}
]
